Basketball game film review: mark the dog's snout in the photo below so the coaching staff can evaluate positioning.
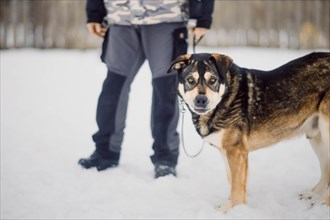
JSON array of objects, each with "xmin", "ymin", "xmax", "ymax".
[{"xmin": 194, "ymin": 95, "xmax": 208, "ymax": 108}]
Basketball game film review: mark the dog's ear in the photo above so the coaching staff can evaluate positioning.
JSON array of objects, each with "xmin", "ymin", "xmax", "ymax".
[
  {"xmin": 167, "ymin": 54, "xmax": 192, "ymax": 74},
  {"xmin": 210, "ymin": 54, "xmax": 233, "ymax": 77}
]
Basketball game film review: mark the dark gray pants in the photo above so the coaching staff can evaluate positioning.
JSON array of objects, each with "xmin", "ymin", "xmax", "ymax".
[{"xmin": 92, "ymin": 23, "xmax": 187, "ymax": 166}]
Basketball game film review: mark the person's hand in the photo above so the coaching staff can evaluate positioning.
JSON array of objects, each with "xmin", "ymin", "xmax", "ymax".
[
  {"xmin": 189, "ymin": 27, "xmax": 208, "ymax": 42},
  {"xmin": 87, "ymin": 22, "xmax": 107, "ymax": 38}
]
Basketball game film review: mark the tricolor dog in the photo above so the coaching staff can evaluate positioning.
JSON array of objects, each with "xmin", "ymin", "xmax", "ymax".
[{"xmin": 168, "ymin": 52, "xmax": 330, "ymax": 212}]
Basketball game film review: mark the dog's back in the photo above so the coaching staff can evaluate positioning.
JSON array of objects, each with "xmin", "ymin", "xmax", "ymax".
[
  {"xmin": 248, "ymin": 52, "xmax": 329, "ymax": 113},
  {"xmin": 245, "ymin": 52, "xmax": 330, "ymax": 147}
]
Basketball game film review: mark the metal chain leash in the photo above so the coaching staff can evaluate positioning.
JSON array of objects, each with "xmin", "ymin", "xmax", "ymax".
[{"xmin": 179, "ymin": 99, "xmax": 205, "ymax": 158}]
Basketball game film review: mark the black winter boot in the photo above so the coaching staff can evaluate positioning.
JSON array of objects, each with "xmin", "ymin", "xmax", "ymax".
[
  {"xmin": 154, "ymin": 164, "xmax": 176, "ymax": 178},
  {"xmin": 78, "ymin": 150, "xmax": 119, "ymax": 171}
]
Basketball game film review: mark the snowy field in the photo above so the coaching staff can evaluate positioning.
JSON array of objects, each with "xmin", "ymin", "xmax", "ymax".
[{"xmin": 1, "ymin": 47, "xmax": 329, "ymax": 219}]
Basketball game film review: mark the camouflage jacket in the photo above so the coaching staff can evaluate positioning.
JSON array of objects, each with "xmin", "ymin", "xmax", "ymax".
[
  {"xmin": 87, "ymin": 0, "xmax": 214, "ymax": 29},
  {"xmin": 104, "ymin": 0, "xmax": 187, "ymax": 26}
]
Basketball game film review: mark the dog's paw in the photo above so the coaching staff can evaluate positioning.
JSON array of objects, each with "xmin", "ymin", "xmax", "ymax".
[
  {"xmin": 298, "ymin": 191, "xmax": 313, "ymax": 200},
  {"xmin": 310, "ymin": 198, "xmax": 328, "ymax": 206},
  {"xmin": 216, "ymin": 202, "xmax": 233, "ymax": 213},
  {"xmin": 310, "ymin": 189, "xmax": 330, "ymax": 206}
]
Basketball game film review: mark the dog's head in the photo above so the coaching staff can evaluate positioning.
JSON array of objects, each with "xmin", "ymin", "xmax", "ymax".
[{"xmin": 168, "ymin": 53, "xmax": 233, "ymax": 115}]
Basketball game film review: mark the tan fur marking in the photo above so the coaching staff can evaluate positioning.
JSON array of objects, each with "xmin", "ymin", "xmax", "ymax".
[
  {"xmin": 319, "ymin": 91, "xmax": 330, "ymax": 121},
  {"xmin": 221, "ymin": 129, "xmax": 249, "ymax": 210},
  {"xmin": 248, "ymin": 95, "xmax": 323, "ymax": 151},
  {"xmin": 204, "ymin": 72, "xmax": 212, "ymax": 81}
]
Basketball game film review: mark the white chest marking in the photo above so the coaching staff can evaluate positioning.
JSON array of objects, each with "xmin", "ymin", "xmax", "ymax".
[{"xmin": 203, "ymin": 130, "xmax": 224, "ymax": 149}]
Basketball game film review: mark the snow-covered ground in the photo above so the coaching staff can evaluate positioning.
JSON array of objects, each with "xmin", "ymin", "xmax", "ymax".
[{"xmin": 1, "ymin": 47, "xmax": 329, "ymax": 219}]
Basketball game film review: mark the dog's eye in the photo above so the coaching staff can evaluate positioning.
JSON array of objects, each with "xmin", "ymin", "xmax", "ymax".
[
  {"xmin": 209, "ymin": 77, "xmax": 217, "ymax": 84},
  {"xmin": 187, "ymin": 77, "xmax": 195, "ymax": 84}
]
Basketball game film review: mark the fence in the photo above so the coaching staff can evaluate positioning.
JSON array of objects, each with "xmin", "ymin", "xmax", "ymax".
[
  {"xmin": 0, "ymin": 0, "xmax": 329, "ymax": 49},
  {"xmin": 208, "ymin": 0, "xmax": 330, "ymax": 49},
  {"xmin": 0, "ymin": 0, "xmax": 98, "ymax": 49}
]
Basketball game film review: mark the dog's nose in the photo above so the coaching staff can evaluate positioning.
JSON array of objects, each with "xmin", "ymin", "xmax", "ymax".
[{"xmin": 194, "ymin": 95, "xmax": 208, "ymax": 108}]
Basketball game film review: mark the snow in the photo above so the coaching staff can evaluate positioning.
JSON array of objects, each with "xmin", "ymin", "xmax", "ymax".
[{"xmin": 1, "ymin": 47, "xmax": 329, "ymax": 219}]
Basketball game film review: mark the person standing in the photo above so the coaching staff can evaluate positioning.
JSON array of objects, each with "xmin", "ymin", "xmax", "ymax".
[{"xmin": 79, "ymin": 0, "xmax": 215, "ymax": 178}]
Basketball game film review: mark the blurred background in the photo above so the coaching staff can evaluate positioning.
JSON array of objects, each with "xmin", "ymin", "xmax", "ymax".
[{"xmin": 0, "ymin": 0, "xmax": 329, "ymax": 50}]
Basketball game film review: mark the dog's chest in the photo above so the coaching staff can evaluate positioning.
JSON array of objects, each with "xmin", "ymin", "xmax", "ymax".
[{"xmin": 203, "ymin": 130, "xmax": 224, "ymax": 149}]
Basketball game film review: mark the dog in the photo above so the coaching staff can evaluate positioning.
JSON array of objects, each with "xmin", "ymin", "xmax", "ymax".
[{"xmin": 167, "ymin": 52, "xmax": 330, "ymax": 212}]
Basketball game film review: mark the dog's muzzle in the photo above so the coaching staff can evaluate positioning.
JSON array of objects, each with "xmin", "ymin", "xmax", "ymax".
[{"xmin": 193, "ymin": 95, "xmax": 209, "ymax": 113}]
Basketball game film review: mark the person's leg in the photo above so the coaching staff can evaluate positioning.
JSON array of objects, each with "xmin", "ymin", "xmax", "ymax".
[
  {"xmin": 140, "ymin": 23, "xmax": 188, "ymax": 175},
  {"xmin": 79, "ymin": 25, "xmax": 145, "ymax": 171}
]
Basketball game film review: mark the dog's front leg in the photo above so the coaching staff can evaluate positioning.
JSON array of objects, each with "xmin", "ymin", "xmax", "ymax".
[{"xmin": 218, "ymin": 134, "xmax": 248, "ymax": 213}]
